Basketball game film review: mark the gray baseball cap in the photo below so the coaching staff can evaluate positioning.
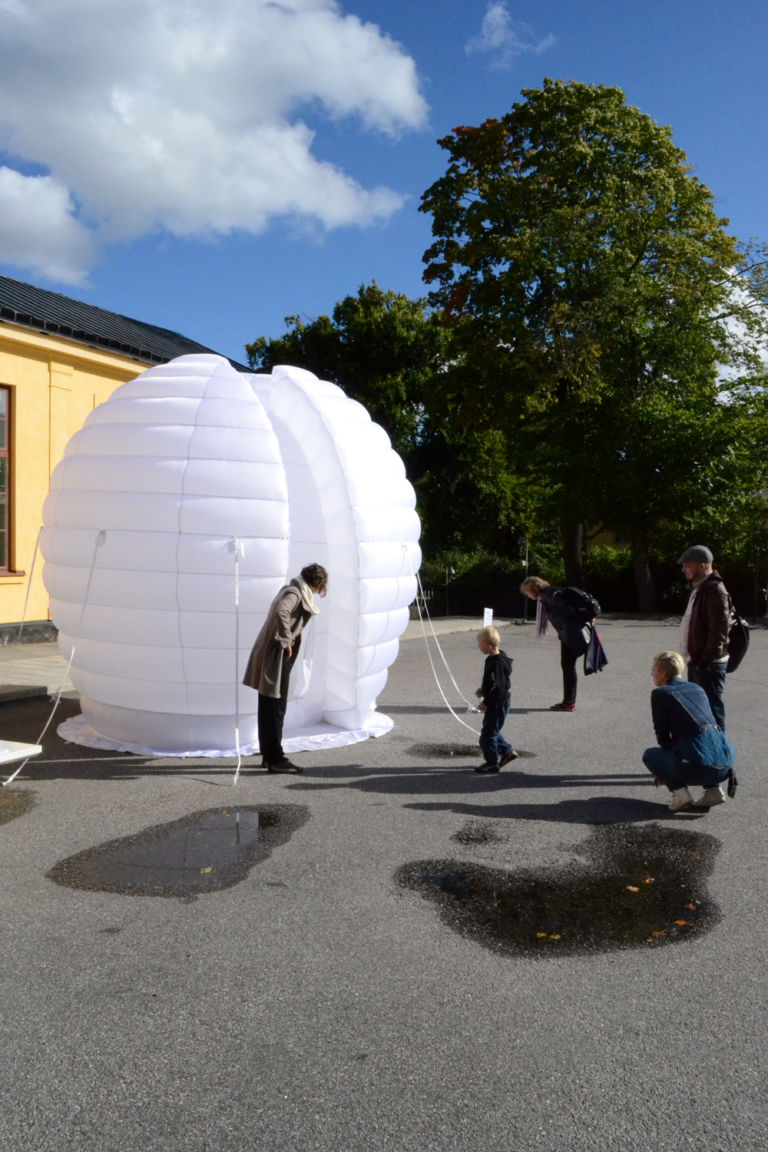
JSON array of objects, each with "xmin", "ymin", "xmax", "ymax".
[{"xmin": 679, "ymin": 545, "xmax": 713, "ymax": 564}]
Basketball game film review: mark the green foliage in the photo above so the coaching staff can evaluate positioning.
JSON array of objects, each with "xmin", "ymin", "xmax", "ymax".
[
  {"xmin": 419, "ymin": 536, "xmax": 567, "ymax": 617},
  {"xmin": 240, "ymin": 83, "xmax": 768, "ymax": 611},
  {"xmin": 419, "ymin": 549, "xmax": 527, "ymax": 617},
  {"xmin": 246, "ymin": 283, "xmax": 445, "ymax": 458},
  {"xmin": 583, "ymin": 545, "xmax": 635, "ymax": 611},
  {"xmin": 245, "ymin": 282, "xmax": 525, "ymax": 556},
  {"xmin": 420, "ymin": 549, "xmax": 486, "ymax": 589},
  {"xmin": 420, "ymin": 79, "xmax": 768, "ymax": 600}
]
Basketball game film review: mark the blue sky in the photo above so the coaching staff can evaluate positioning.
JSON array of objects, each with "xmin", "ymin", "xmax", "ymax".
[{"xmin": 1, "ymin": 0, "xmax": 767, "ymax": 365}]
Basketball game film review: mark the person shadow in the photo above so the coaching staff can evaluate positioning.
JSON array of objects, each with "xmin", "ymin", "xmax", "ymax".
[
  {"xmin": 285, "ymin": 756, "xmax": 702, "ymax": 825},
  {"xmin": 402, "ymin": 794, "xmax": 708, "ymax": 825}
]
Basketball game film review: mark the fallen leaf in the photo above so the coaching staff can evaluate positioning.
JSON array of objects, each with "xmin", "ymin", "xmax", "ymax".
[
  {"xmin": 652, "ymin": 930, "xmax": 666, "ymax": 937},
  {"xmin": 626, "ymin": 885, "xmax": 640, "ymax": 893},
  {"xmin": 684, "ymin": 902, "xmax": 696, "ymax": 910},
  {"xmin": 643, "ymin": 877, "xmax": 654, "ymax": 884},
  {"xmin": 536, "ymin": 932, "xmax": 547, "ymax": 938},
  {"xmin": 200, "ymin": 867, "xmax": 213, "ymax": 874},
  {"xmin": 674, "ymin": 920, "xmax": 689, "ymax": 926},
  {"xmin": 548, "ymin": 934, "xmax": 561, "ymax": 940}
]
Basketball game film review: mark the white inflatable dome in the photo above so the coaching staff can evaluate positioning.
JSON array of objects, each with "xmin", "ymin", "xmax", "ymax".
[{"xmin": 41, "ymin": 354, "xmax": 421, "ymax": 755}]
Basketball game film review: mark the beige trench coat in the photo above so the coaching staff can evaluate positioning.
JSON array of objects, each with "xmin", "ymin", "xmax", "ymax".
[{"xmin": 242, "ymin": 581, "xmax": 313, "ymax": 698}]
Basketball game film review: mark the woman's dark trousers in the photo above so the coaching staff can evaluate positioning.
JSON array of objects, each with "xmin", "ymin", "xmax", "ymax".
[
  {"xmin": 257, "ymin": 645, "xmax": 298, "ymax": 764},
  {"xmin": 560, "ymin": 643, "xmax": 580, "ymax": 706}
]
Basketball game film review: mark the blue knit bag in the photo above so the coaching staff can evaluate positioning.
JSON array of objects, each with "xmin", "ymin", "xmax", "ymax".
[{"xmin": 679, "ymin": 725, "xmax": 735, "ymax": 768}]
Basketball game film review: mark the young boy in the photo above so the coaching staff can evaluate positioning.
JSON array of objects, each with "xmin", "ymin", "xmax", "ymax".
[{"xmin": 475, "ymin": 625, "xmax": 517, "ymax": 774}]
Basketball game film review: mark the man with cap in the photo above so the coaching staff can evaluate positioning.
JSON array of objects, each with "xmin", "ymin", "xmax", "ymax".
[{"xmin": 679, "ymin": 545, "xmax": 731, "ymax": 730}]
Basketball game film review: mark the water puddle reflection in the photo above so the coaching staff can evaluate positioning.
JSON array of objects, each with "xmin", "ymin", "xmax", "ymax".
[
  {"xmin": 47, "ymin": 804, "xmax": 309, "ymax": 897},
  {"xmin": 396, "ymin": 823, "xmax": 721, "ymax": 956}
]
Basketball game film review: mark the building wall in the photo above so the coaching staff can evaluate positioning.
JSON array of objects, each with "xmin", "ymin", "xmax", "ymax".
[{"xmin": 0, "ymin": 321, "xmax": 149, "ymax": 628}]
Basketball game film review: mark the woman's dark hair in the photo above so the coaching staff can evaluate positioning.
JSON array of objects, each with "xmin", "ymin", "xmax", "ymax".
[{"xmin": 301, "ymin": 563, "xmax": 328, "ymax": 595}]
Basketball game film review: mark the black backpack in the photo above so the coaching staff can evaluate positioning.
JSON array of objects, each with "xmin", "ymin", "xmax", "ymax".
[
  {"xmin": 562, "ymin": 586, "xmax": 601, "ymax": 623},
  {"xmin": 726, "ymin": 609, "xmax": 750, "ymax": 674}
]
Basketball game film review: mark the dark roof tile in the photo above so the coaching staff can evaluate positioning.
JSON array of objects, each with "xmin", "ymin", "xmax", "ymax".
[{"xmin": 0, "ymin": 274, "xmax": 250, "ymax": 372}]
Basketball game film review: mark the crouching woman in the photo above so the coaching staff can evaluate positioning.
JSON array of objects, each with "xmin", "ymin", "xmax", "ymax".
[{"xmin": 643, "ymin": 650, "xmax": 736, "ymax": 813}]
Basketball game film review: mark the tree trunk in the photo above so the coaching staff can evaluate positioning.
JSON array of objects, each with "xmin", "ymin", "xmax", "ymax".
[
  {"xmin": 562, "ymin": 519, "xmax": 584, "ymax": 587},
  {"xmin": 632, "ymin": 528, "xmax": 657, "ymax": 613}
]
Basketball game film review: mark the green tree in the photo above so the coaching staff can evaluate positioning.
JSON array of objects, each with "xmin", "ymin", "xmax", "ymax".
[
  {"xmin": 420, "ymin": 79, "xmax": 768, "ymax": 606},
  {"xmin": 246, "ymin": 282, "xmax": 520, "ymax": 555},
  {"xmin": 247, "ymin": 283, "xmax": 440, "ymax": 459}
]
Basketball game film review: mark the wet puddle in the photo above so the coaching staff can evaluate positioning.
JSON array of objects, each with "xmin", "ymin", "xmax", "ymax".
[
  {"xmin": 452, "ymin": 820, "xmax": 505, "ymax": 846},
  {"xmin": 408, "ymin": 743, "xmax": 535, "ymax": 761},
  {"xmin": 409, "ymin": 743, "xmax": 479, "ymax": 760},
  {"xmin": 47, "ymin": 804, "xmax": 309, "ymax": 898},
  {"xmin": 395, "ymin": 823, "xmax": 721, "ymax": 956},
  {"xmin": 0, "ymin": 788, "xmax": 35, "ymax": 825}
]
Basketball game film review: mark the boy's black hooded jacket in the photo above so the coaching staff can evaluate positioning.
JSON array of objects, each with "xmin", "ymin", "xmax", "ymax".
[{"xmin": 481, "ymin": 650, "xmax": 513, "ymax": 705}]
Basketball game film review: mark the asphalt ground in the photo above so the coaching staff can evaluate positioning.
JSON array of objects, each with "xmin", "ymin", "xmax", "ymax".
[{"xmin": 1, "ymin": 618, "xmax": 766, "ymax": 1152}]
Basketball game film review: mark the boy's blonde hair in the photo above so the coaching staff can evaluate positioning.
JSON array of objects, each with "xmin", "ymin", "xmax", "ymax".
[
  {"xmin": 653, "ymin": 650, "xmax": 685, "ymax": 680},
  {"xmin": 477, "ymin": 625, "xmax": 500, "ymax": 647}
]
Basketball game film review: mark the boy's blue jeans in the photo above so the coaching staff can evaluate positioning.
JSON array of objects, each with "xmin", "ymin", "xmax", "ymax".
[{"xmin": 479, "ymin": 698, "xmax": 513, "ymax": 765}]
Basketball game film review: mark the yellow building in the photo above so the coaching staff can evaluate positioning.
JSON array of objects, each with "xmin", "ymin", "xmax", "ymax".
[{"xmin": 0, "ymin": 274, "xmax": 247, "ymax": 636}]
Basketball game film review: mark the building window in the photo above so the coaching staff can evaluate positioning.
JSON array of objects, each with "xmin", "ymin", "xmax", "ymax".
[{"xmin": 0, "ymin": 387, "xmax": 9, "ymax": 571}]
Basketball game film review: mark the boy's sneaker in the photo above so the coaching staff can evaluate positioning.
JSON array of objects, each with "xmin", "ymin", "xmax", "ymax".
[
  {"xmin": 499, "ymin": 749, "xmax": 519, "ymax": 768},
  {"xmin": 475, "ymin": 762, "xmax": 500, "ymax": 774},
  {"xmin": 668, "ymin": 786, "xmax": 693, "ymax": 812},
  {"xmin": 550, "ymin": 702, "xmax": 575, "ymax": 712},
  {"xmin": 692, "ymin": 783, "xmax": 727, "ymax": 808}
]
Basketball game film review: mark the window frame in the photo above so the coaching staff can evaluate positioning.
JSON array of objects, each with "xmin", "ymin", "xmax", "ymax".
[{"xmin": 0, "ymin": 385, "xmax": 10, "ymax": 573}]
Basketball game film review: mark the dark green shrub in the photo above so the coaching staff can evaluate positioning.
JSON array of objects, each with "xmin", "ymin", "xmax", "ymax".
[{"xmin": 583, "ymin": 546, "xmax": 635, "ymax": 612}]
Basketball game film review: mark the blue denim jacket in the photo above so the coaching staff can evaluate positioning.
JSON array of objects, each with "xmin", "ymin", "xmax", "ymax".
[{"xmin": 650, "ymin": 677, "xmax": 733, "ymax": 767}]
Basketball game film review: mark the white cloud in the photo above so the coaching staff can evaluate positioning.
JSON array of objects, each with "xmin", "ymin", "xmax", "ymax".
[
  {"xmin": 0, "ymin": 0, "xmax": 427, "ymax": 281},
  {"xmin": 466, "ymin": 3, "xmax": 555, "ymax": 67},
  {"xmin": 0, "ymin": 167, "xmax": 97, "ymax": 284}
]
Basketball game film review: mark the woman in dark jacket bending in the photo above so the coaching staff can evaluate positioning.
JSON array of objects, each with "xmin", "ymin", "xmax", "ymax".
[{"xmin": 521, "ymin": 576, "xmax": 600, "ymax": 711}]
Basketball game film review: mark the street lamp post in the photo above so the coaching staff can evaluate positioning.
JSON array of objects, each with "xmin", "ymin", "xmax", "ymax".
[{"xmin": 519, "ymin": 536, "xmax": 529, "ymax": 622}]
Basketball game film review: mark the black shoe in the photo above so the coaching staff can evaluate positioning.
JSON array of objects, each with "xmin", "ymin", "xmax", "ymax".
[
  {"xmin": 266, "ymin": 759, "xmax": 302, "ymax": 774},
  {"xmin": 475, "ymin": 762, "xmax": 500, "ymax": 774},
  {"xmin": 499, "ymin": 749, "xmax": 519, "ymax": 768}
]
